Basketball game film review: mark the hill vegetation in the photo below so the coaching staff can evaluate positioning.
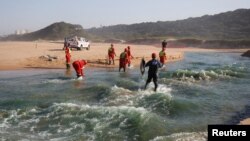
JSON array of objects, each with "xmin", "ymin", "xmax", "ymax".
[
  {"xmin": 1, "ymin": 9, "xmax": 250, "ymax": 49},
  {"xmin": 1, "ymin": 22, "xmax": 88, "ymax": 41},
  {"xmin": 87, "ymin": 9, "xmax": 250, "ymax": 41}
]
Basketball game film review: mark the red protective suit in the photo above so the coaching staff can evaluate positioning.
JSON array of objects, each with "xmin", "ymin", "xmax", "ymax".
[
  {"xmin": 66, "ymin": 54, "xmax": 71, "ymax": 64},
  {"xmin": 159, "ymin": 50, "xmax": 167, "ymax": 64},
  {"xmin": 72, "ymin": 60, "xmax": 87, "ymax": 77},
  {"xmin": 65, "ymin": 47, "xmax": 71, "ymax": 69},
  {"xmin": 65, "ymin": 47, "xmax": 71, "ymax": 64},
  {"xmin": 119, "ymin": 50, "xmax": 128, "ymax": 72},
  {"xmin": 108, "ymin": 46, "xmax": 116, "ymax": 65},
  {"xmin": 127, "ymin": 47, "xmax": 133, "ymax": 67}
]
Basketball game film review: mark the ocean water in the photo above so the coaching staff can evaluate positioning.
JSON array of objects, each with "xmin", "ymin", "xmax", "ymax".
[{"xmin": 0, "ymin": 52, "xmax": 249, "ymax": 141}]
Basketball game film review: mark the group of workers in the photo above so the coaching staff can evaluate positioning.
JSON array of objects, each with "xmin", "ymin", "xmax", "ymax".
[
  {"xmin": 108, "ymin": 44, "xmax": 134, "ymax": 72},
  {"xmin": 65, "ymin": 40, "xmax": 168, "ymax": 91}
]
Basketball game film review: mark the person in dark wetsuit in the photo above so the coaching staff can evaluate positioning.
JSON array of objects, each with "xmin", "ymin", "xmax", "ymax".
[
  {"xmin": 162, "ymin": 40, "xmax": 167, "ymax": 49},
  {"xmin": 144, "ymin": 53, "xmax": 163, "ymax": 91}
]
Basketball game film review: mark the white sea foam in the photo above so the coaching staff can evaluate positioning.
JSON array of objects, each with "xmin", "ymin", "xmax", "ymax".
[
  {"xmin": 100, "ymin": 85, "xmax": 135, "ymax": 106},
  {"xmin": 138, "ymin": 83, "xmax": 172, "ymax": 97},
  {"xmin": 76, "ymin": 76, "xmax": 83, "ymax": 80},
  {"xmin": 128, "ymin": 65, "xmax": 134, "ymax": 69},
  {"xmin": 42, "ymin": 77, "xmax": 83, "ymax": 84},
  {"xmin": 53, "ymin": 102, "xmax": 149, "ymax": 115},
  {"xmin": 100, "ymin": 84, "xmax": 173, "ymax": 107},
  {"xmin": 111, "ymin": 85, "xmax": 132, "ymax": 94},
  {"xmin": 42, "ymin": 79, "xmax": 70, "ymax": 84}
]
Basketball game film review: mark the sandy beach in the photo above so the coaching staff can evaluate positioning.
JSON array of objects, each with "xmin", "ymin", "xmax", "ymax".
[
  {"xmin": 0, "ymin": 41, "xmax": 250, "ymax": 125},
  {"xmin": 0, "ymin": 41, "xmax": 248, "ymax": 70},
  {"xmin": 0, "ymin": 41, "xmax": 184, "ymax": 70}
]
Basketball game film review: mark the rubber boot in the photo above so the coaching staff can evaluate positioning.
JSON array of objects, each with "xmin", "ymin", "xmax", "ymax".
[{"xmin": 66, "ymin": 64, "xmax": 70, "ymax": 69}]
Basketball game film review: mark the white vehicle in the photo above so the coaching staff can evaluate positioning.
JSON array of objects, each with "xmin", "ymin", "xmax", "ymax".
[{"xmin": 65, "ymin": 36, "xmax": 90, "ymax": 50}]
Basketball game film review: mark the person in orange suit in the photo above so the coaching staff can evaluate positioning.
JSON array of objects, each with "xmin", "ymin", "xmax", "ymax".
[
  {"xmin": 127, "ymin": 46, "xmax": 134, "ymax": 67},
  {"xmin": 119, "ymin": 48, "xmax": 129, "ymax": 72},
  {"xmin": 108, "ymin": 44, "xmax": 116, "ymax": 65},
  {"xmin": 65, "ymin": 43, "xmax": 71, "ymax": 69},
  {"xmin": 72, "ymin": 60, "xmax": 87, "ymax": 79},
  {"xmin": 159, "ymin": 47, "xmax": 167, "ymax": 65}
]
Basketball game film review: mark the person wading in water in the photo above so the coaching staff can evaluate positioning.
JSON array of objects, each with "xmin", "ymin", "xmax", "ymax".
[{"xmin": 144, "ymin": 53, "xmax": 163, "ymax": 91}]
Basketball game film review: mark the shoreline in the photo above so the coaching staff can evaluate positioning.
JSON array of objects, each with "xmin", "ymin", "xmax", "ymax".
[{"xmin": 0, "ymin": 41, "xmax": 249, "ymax": 71}]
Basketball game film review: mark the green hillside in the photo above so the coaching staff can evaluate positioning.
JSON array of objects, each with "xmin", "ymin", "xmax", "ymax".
[
  {"xmin": 87, "ymin": 9, "xmax": 250, "ymax": 41},
  {"xmin": 1, "ymin": 8, "xmax": 250, "ymax": 44}
]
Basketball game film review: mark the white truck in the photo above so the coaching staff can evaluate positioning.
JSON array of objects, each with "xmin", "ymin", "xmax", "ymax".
[{"xmin": 64, "ymin": 36, "xmax": 90, "ymax": 50}]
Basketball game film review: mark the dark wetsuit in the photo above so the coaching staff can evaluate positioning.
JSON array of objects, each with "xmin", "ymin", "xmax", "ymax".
[
  {"xmin": 162, "ymin": 40, "xmax": 167, "ymax": 48},
  {"xmin": 144, "ymin": 59, "xmax": 162, "ymax": 91}
]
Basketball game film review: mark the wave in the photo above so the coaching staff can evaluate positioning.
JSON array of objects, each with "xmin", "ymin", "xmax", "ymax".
[
  {"xmin": 99, "ymin": 85, "xmax": 134, "ymax": 106},
  {"xmin": 42, "ymin": 78, "xmax": 76, "ymax": 84},
  {"xmin": 0, "ymin": 103, "xmax": 166, "ymax": 141},
  {"xmin": 115, "ymin": 78, "xmax": 139, "ymax": 90},
  {"xmin": 135, "ymin": 84, "xmax": 173, "ymax": 115},
  {"xmin": 99, "ymin": 84, "xmax": 173, "ymax": 114},
  {"xmin": 171, "ymin": 66, "xmax": 246, "ymax": 81}
]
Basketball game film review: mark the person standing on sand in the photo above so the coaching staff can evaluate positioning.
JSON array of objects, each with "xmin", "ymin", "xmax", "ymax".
[
  {"xmin": 65, "ymin": 43, "xmax": 71, "ymax": 69},
  {"xmin": 127, "ymin": 46, "xmax": 134, "ymax": 67},
  {"xmin": 159, "ymin": 47, "xmax": 167, "ymax": 65},
  {"xmin": 119, "ymin": 48, "xmax": 129, "ymax": 72},
  {"xmin": 63, "ymin": 38, "xmax": 67, "ymax": 50},
  {"xmin": 162, "ymin": 40, "xmax": 167, "ymax": 49},
  {"xmin": 144, "ymin": 53, "xmax": 163, "ymax": 92},
  {"xmin": 72, "ymin": 60, "xmax": 87, "ymax": 79},
  {"xmin": 108, "ymin": 44, "xmax": 116, "ymax": 65}
]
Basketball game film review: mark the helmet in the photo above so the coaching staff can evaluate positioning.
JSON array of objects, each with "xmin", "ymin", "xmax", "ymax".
[
  {"xmin": 152, "ymin": 53, "xmax": 156, "ymax": 58},
  {"xmin": 127, "ymin": 46, "xmax": 130, "ymax": 49}
]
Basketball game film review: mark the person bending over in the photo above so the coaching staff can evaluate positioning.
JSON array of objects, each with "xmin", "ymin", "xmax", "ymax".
[{"xmin": 72, "ymin": 60, "xmax": 87, "ymax": 79}]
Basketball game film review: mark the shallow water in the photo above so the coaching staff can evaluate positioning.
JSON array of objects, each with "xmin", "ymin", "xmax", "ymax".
[{"xmin": 0, "ymin": 52, "xmax": 249, "ymax": 141}]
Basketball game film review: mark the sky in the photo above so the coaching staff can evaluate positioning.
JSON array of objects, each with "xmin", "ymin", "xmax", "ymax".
[{"xmin": 1, "ymin": 0, "xmax": 250, "ymax": 35}]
